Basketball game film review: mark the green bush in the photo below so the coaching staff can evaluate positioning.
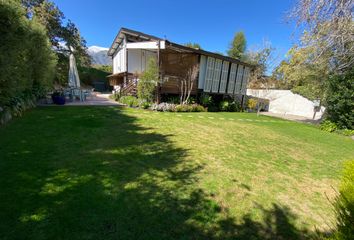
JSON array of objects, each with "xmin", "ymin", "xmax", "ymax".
[
  {"xmin": 137, "ymin": 58, "xmax": 158, "ymax": 102},
  {"xmin": 228, "ymin": 101, "xmax": 241, "ymax": 112},
  {"xmin": 219, "ymin": 101, "xmax": 229, "ymax": 111},
  {"xmin": 331, "ymin": 160, "xmax": 354, "ymax": 240},
  {"xmin": 194, "ymin": 104, "xmax": 207, "ymax": 112},
  {"xmin": 336, "ymin": 129, "xmax": 354, "ymax": 137},
  {"xmin": 119, "ymin": 96, "xmax": 139, "ymax": 107},
  {"xmin": 110, "ymin": 92, "xmax": 121, "ymax": 101},
  {"xmin": 0, "ymin": 0, "xmax": 56, "ymax": 124},
  {"xmin": 139, "ymin": 100, "xmax": 151, "ymax": 109},
  {"xmin": 175, "ymin": 104, "xmax": 206, "ymax": 112},
  {"xmin": 326, "ymin": 69, "xmax": 354, "ymax": 130},
  {"xmin": 200, "ymin": 94, "xmax": 213, "ymax": 107},
  {"xmin": 320, "ymin": 120, "xmax": 338, "ymax": 133},
  {"xmin": 217, "ymin": 100, "xmax": 241, "ymax": 112}
]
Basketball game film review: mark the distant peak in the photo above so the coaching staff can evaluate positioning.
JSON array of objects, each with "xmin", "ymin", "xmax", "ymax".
[{"xmin": 88, "ymin": 46, "xmax": 109, "ymax": 52}]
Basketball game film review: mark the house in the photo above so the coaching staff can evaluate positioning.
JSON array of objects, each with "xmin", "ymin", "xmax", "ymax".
[{"xmin": 107, "ymin": 27, "xmax": 252, "ymax": 103}]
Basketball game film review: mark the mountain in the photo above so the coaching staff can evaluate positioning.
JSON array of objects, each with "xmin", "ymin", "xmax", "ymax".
[{"xmin": 87, "ymin": 46, "xmax": 112, "ymax": 65}]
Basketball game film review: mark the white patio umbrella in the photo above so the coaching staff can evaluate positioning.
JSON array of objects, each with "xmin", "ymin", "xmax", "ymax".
[{"xmin": 68, "ymin": 53, "xmax": 80, "ymax": 88}]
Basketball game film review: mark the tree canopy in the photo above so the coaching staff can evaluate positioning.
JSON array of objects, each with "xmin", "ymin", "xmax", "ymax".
[
  {"xmin": 0, "ymin": 0, "xmax": 56, "ymax": 107},
  {"xmin": 21, "ymin": 0, "xmax": 91, "ymax": 85},
  {"xmin": 227, "ymin": 32, "xmax": 246, "ymax": 59},
  {"xmin": 184, "ymin": 42, "xmax": 202, "ymax": 50}
]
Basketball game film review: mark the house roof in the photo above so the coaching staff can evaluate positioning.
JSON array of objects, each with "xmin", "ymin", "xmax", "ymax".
[
  {"xmin": 108, "ymin": 27, "xmax": 253, "ymax": 67},
  {"xmin": 108, "ymin": 28, "xmax": 163, "ymax": 56}
]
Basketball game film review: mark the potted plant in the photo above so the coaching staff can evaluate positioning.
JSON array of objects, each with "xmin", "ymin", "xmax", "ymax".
[{"xmin": 52, "ymin": 90, "xmax": 65, "ymax": 105}]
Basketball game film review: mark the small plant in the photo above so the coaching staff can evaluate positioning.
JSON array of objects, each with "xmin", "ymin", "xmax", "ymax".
[
  {"xmin": 228, "ymin": 101, "xmax": 241, "ymax": 112},
  {"xmin": 320, "ymin": 120, "xmax": 338, "ymax": 133},
  {"xmin": 166, "ymin": 96, "xmax": 180, "ymax": 104},
  {"xmin": 139, "ymin": 100, "xmax": 151, "ymax": 109},
  {"xmin": 337, "ymin": 129, "xmax": 354, "ymax": 137},
  {"xmin": 247, "ymin": 98, "xmax": 258, "ymax": 111},
  {"xmin": 119, "ymin": 96, "xmax": 139, "ymax": 107},
  {"xmin": 175, "ymin": 104, "xmax": 206, "ymax": 112},
  {"xmin": 151, "ymin": 103, "xmax": 176, "ymax": 112},
  {"xmin": 200, "ymin": 94, "xmax": 212, "ymax": 107},
  {"xmin": 190, "ymin": 104, "xmax": 206, "ymax": 112},
  {"xmin": 219, "ymin": 101, "xmax": 229, "ymax": 111},
  {"xmin": 110, "ymin": 92, "xmax": 121, "ymax": 101}
]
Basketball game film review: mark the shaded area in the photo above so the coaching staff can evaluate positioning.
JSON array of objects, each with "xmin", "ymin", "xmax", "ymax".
[{"xmin": 0, "ymin": 107, "xmax": 325, "ymax": 239}]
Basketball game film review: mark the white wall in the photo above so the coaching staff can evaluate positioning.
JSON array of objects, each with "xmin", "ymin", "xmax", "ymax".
[
  {"xmin": 112, "ymin": 47, "xmax": 126, "ymax": 74},
  {"xmin": 247, "ymin": 89, "xmax": 325, "ymax": 120}
]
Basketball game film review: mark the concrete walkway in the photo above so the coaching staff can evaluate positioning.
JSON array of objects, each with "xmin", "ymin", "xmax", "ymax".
[
  {"xmin": 260, "ymin": 112, "xmax": 321, "ymax": 124},
  {"xmin": 65, "ymin": 93, "xmax": 121, "ymax": 106}
]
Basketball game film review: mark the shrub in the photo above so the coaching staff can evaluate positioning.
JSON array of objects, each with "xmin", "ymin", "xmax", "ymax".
[
  {"xmin": 137, "ymin": 58, "xmax": 158, "ymax": 102},
  {"xmin": 326, "ymin": 69, "xmax": 354, "ymax": 130},
  {"xmin": 331, "ymin": 160, "xmax": 354, "ymax": 240},
  {"xmin": 219, "ymin": 101, "xmax": 229, "ymax": 111},
  {"xmin": 119, "ymin": 96, "xmax": 139, "ymax": 107},
  {"xmin": 0, "ymin": 0, "xmax": 56, "ymax": 124},
  {"xmin": 336, "ymin": 129, "xmax": 354, "ymax": 137},
  {"xmin": 200, "ymin": 94, "xmax": 213, "ymax": 107},
  {"xmin": 139, "ymin": 99, "xmax": 151, "ymax": 109},
  {"xmin": 320, "ymin": 120, "xmax": 338, "ymax": 133},
  {"xmin": 190, "ymin": 104, "xmax": 206, "ymax": 112},
  {"xmin": 166, "ymin": 96, "xmax": 180, "ymax": 104},
  {"xmin": 175, "ymin": 104, "xmax": 206, "ymax": 112},
  {"xmin": 217, "ymin": 100, "xmax": 241, "ymax": 112},
  {"xmin": 110, "ymin": 92, "xmax": 121, "ymax": 101},
  {"xmin": 247, "ymin": 98, "xmax": 258, "ymax": 110},
  {"xmin": 151, "ymin": 102, "xmax": 176, "ymax": 112},
  {"xmin": 228, "ymin": 101, "xmax": 241, "ymax": 112},
  {"xmin": 175, "ymin": 104, "xmax": 189, "ymax": 112}
]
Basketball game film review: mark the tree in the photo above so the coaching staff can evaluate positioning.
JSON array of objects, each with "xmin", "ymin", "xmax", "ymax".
[
  {"xmin": 184, "ymin": 42, "xmax": 202, "ymax": 49},
  {"xmin": 325, "ymin": 68, "xmax": 354, "ymax": 129},
  {"xmin": 138, "ymin": 58, "xmax": 158, "ymax": 102},
  {"xmin": 21, "ymin": 0, "xmax": 91, "ymax": 85},
  {"xmin": 0, "ymin": 0, "xmax": 56, "ymax": 106},
  {"xmin": 227, "ymin": 32, "xmax": 246, "ymax": 59},
  {"xmin": 273, "ymin": 46, "xmax": 329, "ymax": 100},
  {"xmin": 278, "ymin": 0, "xmax": 353, "ymax": 127},
  {"xmin": 179, "ymin": 64, "xmax": 199, "ymax": 104},
  {"xmin": 245, "ymin": 42, "xmax": 276, "ymax": 89},
  {"xmin": 291, "ymin": 0, "xmax": 353, "ymax": 73}
]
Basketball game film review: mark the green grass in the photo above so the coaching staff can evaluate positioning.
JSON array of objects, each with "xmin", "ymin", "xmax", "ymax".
[{"xmin": 0, "ymin": 106, "xmax": 353, "ymax": 239}]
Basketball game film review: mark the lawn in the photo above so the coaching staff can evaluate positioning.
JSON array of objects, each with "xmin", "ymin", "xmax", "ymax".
[{"xmin": 0, "ymin": 106, "xmax": 353, "ymax": 239}]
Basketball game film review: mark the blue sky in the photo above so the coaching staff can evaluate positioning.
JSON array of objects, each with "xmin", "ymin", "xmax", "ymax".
[{"xmin": 54, "ymin": 0, "xmax": 298, "ymax": 71}]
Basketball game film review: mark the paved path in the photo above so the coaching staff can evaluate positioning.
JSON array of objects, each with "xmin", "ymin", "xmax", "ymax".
[
  {"xmin": 64, "ymin": 93, "xmax": 121, "ymax": 106},
  {"xmin": 259, "ymin": 112, "xmax": 321, "ymax": 124}
]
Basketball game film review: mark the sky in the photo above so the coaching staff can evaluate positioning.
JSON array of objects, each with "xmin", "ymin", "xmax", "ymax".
[{"xmin": 53, "ymin": 0, "xmax": 298, "ymax": 72}]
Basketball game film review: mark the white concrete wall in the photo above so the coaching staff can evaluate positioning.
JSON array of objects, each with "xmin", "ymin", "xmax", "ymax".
[{"xmin": 247, "ymin": 89, "xmax": 325, "ymax": 120}]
